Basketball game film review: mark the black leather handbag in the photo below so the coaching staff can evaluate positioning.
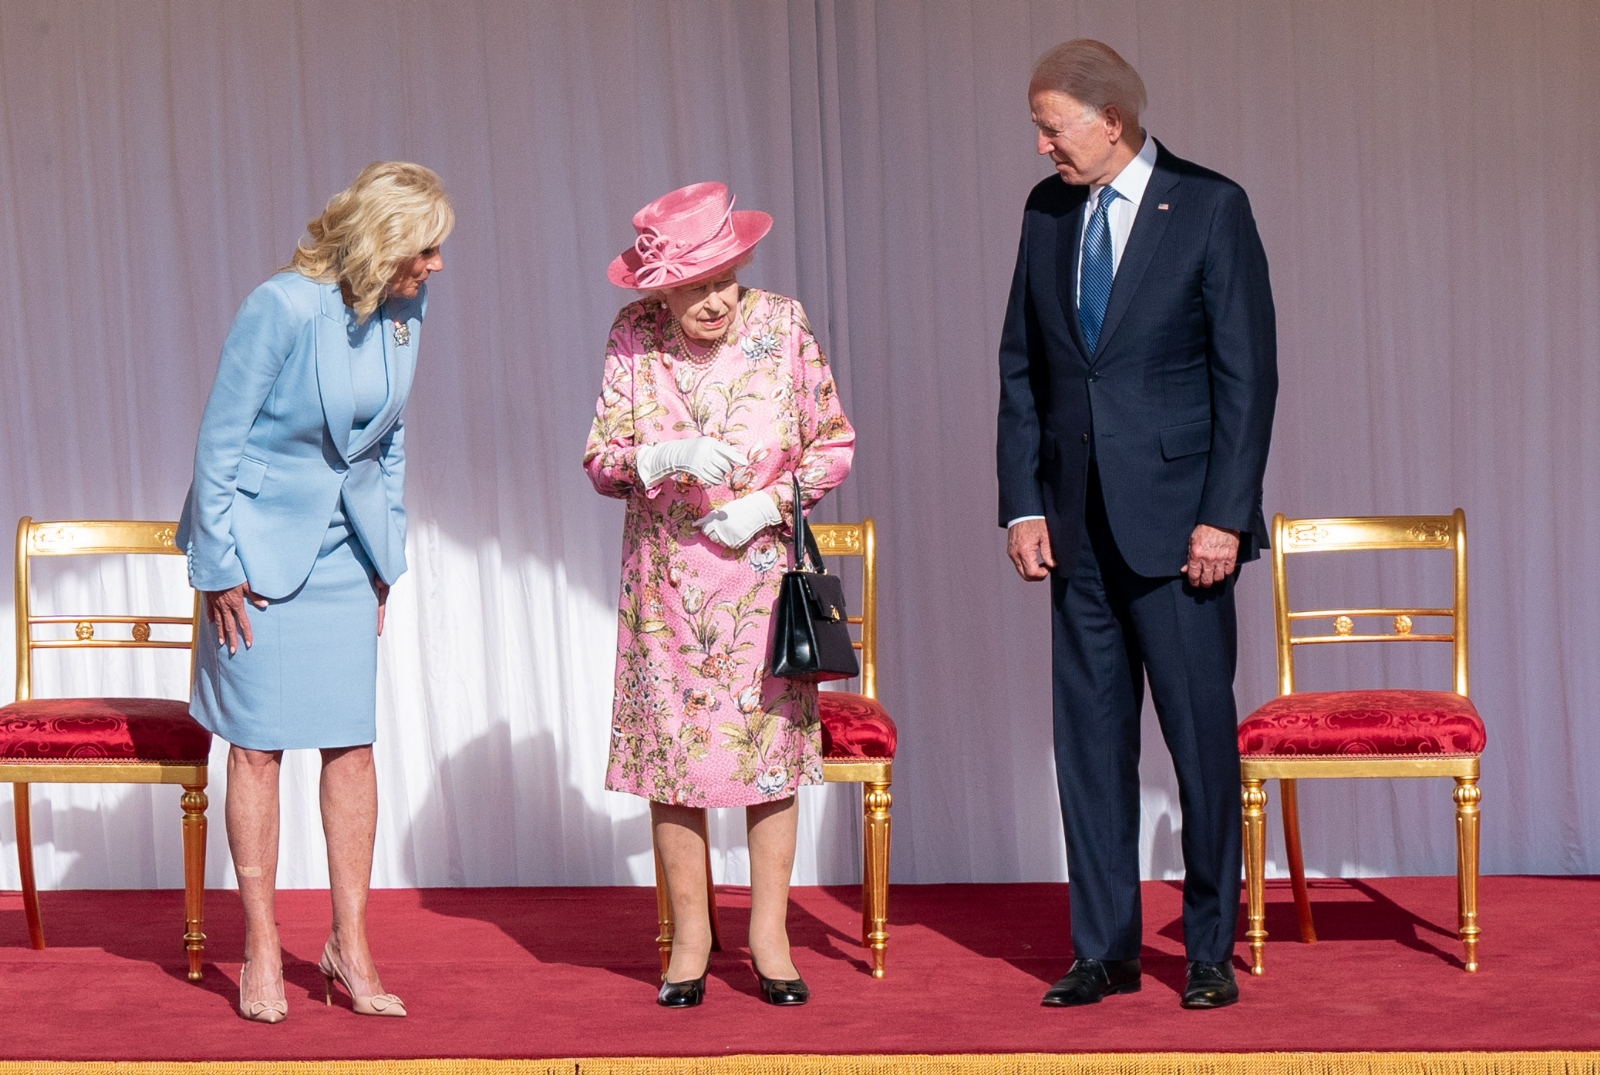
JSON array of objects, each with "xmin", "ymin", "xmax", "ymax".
[{"xmin": 770, "ymin": 478, "xmax": 860, "ymax": 682}]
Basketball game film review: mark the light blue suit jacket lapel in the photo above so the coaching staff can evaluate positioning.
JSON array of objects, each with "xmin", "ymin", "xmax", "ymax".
[
  {"xmin": 314, "ymin": 284, "xmax": 419, "ymax": 462},
  {"xmin": 347, "ymin": 302, "xmax": 417, "ymax": 458},
  {"xmin": 315, "ymin": 283, "xmax": 356, "ymax": 465}
]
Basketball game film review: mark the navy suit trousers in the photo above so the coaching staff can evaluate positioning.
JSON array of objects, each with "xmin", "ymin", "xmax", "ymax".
[{"xmin": 1050, "ymin": 464, "xmax": 1243, "ymax": 964}]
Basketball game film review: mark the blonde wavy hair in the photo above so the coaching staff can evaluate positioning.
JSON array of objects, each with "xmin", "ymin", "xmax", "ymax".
[{"xmin": 284, "ymin": 161, "xmax": 455, "ymax": 322}]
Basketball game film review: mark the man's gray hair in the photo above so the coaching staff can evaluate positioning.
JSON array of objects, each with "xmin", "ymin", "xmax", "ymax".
[{"xmin": 1029, "ymin": 39, "xmax": 1147, "ymax": 120}]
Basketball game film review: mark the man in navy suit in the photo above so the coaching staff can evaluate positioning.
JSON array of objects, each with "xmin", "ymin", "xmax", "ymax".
[{"xmin": 996, "ymin": 40, "xmax": 1277, "ymax": 1010}]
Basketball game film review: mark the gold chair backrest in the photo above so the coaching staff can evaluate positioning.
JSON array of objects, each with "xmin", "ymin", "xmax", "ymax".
[
  {"xmin": 809, "ymin": 520, "xmax": 878, "ymax": 700},
  {"xmin": 14, "ymin": 517, "xmax": 197, "ymax": 703},
  {"xmin": 1271, "ymin": 511, "xmax": 1467, "ymax": 698}
]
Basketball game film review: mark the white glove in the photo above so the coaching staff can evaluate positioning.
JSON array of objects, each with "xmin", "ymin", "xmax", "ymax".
[
  {"xmin": 696, "ymin": 490, "xmax": 783, "ymax": 548},
  {"xmin": 635, "ymin": 437, "xmax": 749, "ymax": 489}
]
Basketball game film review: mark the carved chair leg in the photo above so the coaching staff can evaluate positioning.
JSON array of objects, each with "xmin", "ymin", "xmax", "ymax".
[
  {"xmin": 13, "ymin": 784, "xmax": 44, "ymax": 950},
  {"xmin": 863, "ymin": 779, "xmax": 892, "ymax": 979},
  {"xmin": 1454, "ymin": 776, "xmax": 1481, "ymax": 972},
  {"xmin": 652, "ymin": 844, "xmax": 674, "ymax": 979},
  {"xmin": 1242, "ymin": 779, "xmax": 1268, "ymax": 976},
  {"xmin": 180, "ymin": 783, "xmax": 208, "ymax": 982},
  {"xmin": 1280, "ymin": 778, "xmax": 1316, "ymax": 944}
]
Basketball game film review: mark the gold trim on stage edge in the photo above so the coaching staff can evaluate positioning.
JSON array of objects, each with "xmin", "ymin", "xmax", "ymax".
[{"xmin": 2, "ymin": 1056, "xmax": 1600, "ymax": 1075}]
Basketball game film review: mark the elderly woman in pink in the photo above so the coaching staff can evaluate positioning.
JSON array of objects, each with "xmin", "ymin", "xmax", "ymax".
[{"xmin": 584, "ymin": 183, "xmax": 855, "ymax": 1008}]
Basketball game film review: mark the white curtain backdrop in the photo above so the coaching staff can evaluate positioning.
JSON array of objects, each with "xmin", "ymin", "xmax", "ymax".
[{"xmin": 1, "ymin": 0, "xmax": 1596, "ymax": 893}]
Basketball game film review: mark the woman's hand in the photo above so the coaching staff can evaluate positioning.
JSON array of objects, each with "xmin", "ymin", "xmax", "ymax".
[
  {"xmin": 696, "ymin": 490, "xmax": 783, "ymax": 548},
  {"xmin": 636, "ymin": 437, "xmax": 749, "ymax": 488},
  {"xmin": 375, "ymin": 579, "xmax": 390, "ymax": 636},
  {"xmin": 204, "ymin": 583, "xmax": 269, "ymax": 655}
]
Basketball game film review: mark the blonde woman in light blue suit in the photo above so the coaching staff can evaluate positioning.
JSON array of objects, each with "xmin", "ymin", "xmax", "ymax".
[{"xmin": 177, "ymin": 162, "xmax": 452, "ymax": 1024}]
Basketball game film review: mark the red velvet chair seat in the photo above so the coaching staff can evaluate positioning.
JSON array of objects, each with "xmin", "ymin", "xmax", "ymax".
[
  {"xmin": 819, "ymin": 692, "xmax": 897, "ymax": 760},
  {"xmin": 1239, "ymin": 689, "xmax": 1485, "ymax": 757},
  {"xmin": 0, "ymin": 698, "xmax": 212, "ymax": 763}
]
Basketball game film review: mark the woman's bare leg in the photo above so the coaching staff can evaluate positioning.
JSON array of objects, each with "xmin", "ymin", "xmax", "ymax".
[
  {"xmin": 746, "ymin": 795, "xmax": 800, "ymax": 979},
  {"xmin": 226, "ymin": 746, "xmax": 285, "ymax": 1007},
  {"xmin": 652, "ymin": 802, "xmax": 714, "ymax": 982},
  {"xmin": 319, "ymin": 745, "xmax": 387, "ymax": 997}
]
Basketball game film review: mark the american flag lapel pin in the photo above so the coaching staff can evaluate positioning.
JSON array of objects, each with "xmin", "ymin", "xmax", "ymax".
[{"xmin": 1158, "ymin": 203, "xmax": 1169, "ymax": 211}]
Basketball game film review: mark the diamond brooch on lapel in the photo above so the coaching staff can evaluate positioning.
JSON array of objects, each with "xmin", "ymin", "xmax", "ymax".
[{"xmin": 392, "ymin": 319, "xmax": 410, "ymax": 346}]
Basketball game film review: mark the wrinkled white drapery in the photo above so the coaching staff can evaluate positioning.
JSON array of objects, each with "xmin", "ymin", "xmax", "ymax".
[{"xmin": 1, "ymin": 1, "xmax": 1596, "ymax": 893}]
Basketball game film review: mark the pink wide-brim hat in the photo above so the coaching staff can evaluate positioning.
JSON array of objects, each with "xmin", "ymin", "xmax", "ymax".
[{"xmin": 607, "ymin": 182, "xmax": 772, "ymax": 290}]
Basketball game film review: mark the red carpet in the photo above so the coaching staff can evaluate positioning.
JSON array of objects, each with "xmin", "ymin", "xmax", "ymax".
[{"xmin": 0, "ymin": 877, "xmax": 1596, "ymax": 1061}]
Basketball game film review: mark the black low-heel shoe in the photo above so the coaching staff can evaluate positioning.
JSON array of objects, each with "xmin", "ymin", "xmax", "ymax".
[
  {"xmin": 754, "ymin": 965, "xmax": 810, "ymax": 1006},
  {"xmin": 657, "ymin": 970, "xmax": 709, "ymax": 1008}
]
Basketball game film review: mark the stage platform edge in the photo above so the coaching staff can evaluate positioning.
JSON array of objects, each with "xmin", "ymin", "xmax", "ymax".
[{"xmin": 2, "ymin": 1054, "xmax": 1599, "ymax": 1075}]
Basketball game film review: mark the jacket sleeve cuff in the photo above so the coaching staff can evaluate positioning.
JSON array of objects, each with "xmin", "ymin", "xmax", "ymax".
[
  {"xmin": 1197, "ymin": 499, "xmax": 1254, "ymax": 536},
  {"xmin": 186, "ymin": 548, "xmax": 248, "ymax": 594}
]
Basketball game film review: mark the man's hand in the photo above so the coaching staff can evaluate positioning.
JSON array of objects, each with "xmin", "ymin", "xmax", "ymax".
[
  {"xmin": 1183, "ymin": 524, "xmax": 1241, "ymax": 588},
  {"xmin": 376, "ymin": 578, "xmax": 390, "ymax": 636},
  {"xmin": 204, "ymin": 583, "xmax": 269, "ymax": 655},
  {"xmin": 1007, "ymin": 518, "xmax": 1056, "ymax": 581}
]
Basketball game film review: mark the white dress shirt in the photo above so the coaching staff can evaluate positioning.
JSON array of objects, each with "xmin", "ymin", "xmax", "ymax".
[{"xmin": 1010, "ymin": 132, "xmax": 1157, "ymax": 531}]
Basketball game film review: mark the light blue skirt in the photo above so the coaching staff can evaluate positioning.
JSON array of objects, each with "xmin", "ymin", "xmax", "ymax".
[{"xmin": 191, "ymin": 516, "xmax": 379, "ymax": 751}]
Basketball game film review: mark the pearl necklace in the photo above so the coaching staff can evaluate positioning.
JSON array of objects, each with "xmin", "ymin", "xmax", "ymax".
[{"xmin": 664, "ymin": 311, "xmax": 734, "ymax": 367}]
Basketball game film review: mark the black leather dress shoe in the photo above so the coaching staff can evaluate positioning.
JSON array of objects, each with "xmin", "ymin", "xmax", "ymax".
[
  {"xmin": 657, "ymin": 968, "xmax": 709, "ymax": 1008},
  {"xmin": 1181, "ymin": 960, "xmax": 1239, "ymax": 1009},
  {"xmin": 754, "ymin": 964, "xmax": 810, "ymax": 1006},
  {"xmin": 1041, "ymin": 958, "xmax": 1141, "ymax": 1007}
]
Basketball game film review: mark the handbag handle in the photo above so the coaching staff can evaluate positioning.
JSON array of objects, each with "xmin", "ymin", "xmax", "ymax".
[{"xmin": 790, "ymin": 474, "xmax": 826, "ymax": 574}]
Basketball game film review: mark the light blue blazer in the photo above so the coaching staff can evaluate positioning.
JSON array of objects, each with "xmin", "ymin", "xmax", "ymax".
[{"xmin": 177, "ymin": 272, "xmax": 423, "ymax": 599}]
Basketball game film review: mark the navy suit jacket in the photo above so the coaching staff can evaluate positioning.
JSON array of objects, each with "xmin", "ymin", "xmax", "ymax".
[
  {"xmin": 176, "ymin": 273, "xmax": 422, "ymax": 599},
  {"xmin": 996, "ymin": 141, "xmax": 1278, "ymax": 578}
]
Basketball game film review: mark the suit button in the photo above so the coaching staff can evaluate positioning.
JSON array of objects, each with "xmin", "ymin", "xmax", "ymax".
[
  {"xmin": 1088, "ymin": 373, "xmax": 1100, "ymax": 382},
  {"xmin": 1081, "ymin": 433, "xmax": 1090, "ymax": 443}
]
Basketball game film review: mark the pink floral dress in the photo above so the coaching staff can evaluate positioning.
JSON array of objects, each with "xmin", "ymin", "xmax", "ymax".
[{"xmin": 583, "ymin": 288, "xmax": 855, "ymax": 807}]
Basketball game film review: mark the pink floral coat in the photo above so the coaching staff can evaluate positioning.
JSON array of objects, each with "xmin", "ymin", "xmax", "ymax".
[{"xmin": 583, "ymin": 289, "xmax": 855, "ymax": 807}]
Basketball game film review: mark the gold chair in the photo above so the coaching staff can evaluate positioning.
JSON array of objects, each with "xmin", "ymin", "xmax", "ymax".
[
  {"xmin": 653, "ymin": 519, "xmax": 898, "ymax": 978},
  {"xmin": 1238, "ymin": 511, "xmax": 1483, "ymax": 977},
  {"xmin": 1, "ymin": 518, "xmax": 211, "ymax": 981}
]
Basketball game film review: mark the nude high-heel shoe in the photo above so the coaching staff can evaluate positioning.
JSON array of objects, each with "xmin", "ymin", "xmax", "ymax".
[
  {"xmin": 318, "ymin": 939, "xmax": 406, "ymax": 1017},
  {"xmin": 237, "ymin": 965, "xmax": 287, "ymax": 1024}
]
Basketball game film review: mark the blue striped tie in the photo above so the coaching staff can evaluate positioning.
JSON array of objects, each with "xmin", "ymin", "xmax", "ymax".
[{"xmin": 1079, "ymin": 185, "xmax": 1120, "ymax": 354}]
